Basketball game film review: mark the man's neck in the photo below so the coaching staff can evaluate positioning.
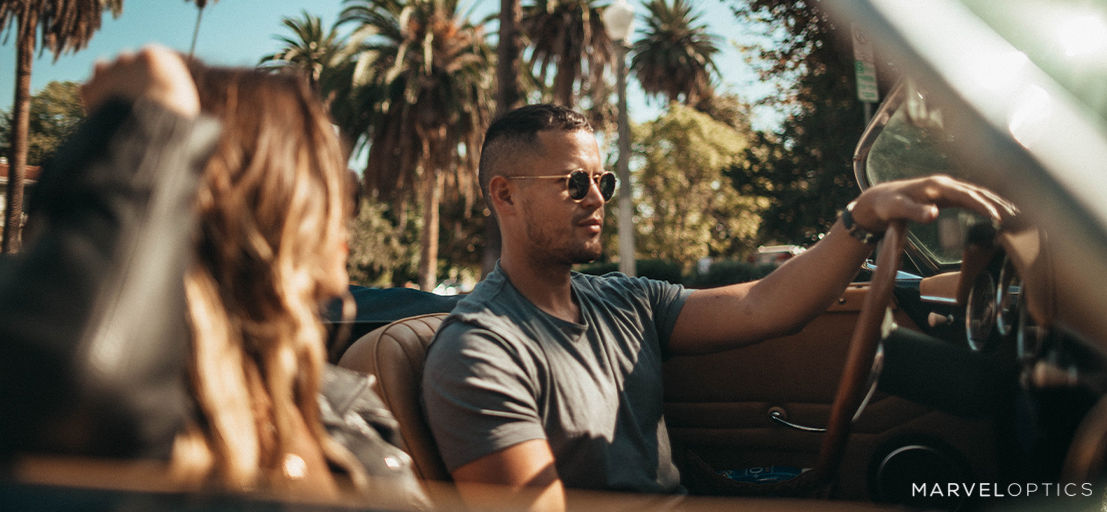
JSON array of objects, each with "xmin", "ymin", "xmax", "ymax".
[{"xmin": 499, "ymin": 253, "xmax": 580, "ymax": 324}]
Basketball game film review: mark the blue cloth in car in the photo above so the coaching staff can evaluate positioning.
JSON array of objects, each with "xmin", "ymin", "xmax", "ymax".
[{"xmin": 717, "ymin": 466, "xmax": 806, "ymax": 484}]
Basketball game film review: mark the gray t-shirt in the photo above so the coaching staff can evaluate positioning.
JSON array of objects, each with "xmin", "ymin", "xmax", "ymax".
[{"xmin": 422, "ymin": 264, "xmax": 693, "ymax": 493}]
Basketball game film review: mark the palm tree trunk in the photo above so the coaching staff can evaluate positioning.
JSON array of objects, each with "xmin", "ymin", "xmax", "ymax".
[
  {"xmin": 496, "ymin": 0, "xmax": 523, "ymax": 112},
  {"xmin": 484, "ymin": 0, "xmax": 524, "ymax": 277},
  {"xmin": 3, "ymin": 11, "xmax": 37, "ymax": 254},
  {"xmin": 553, "ymin": 34, "xmax": 583, "ymax": 107},
  {"xmin": 418, "ymin": 169, "xmax": 444, "ymax": 291},
  {"xmin": 188, "ymin": 5, "xmax": 205, "ymax": 57},
  {"xmin": 554, "ymin": 66, "xmax": 576, "ymax": 107}
]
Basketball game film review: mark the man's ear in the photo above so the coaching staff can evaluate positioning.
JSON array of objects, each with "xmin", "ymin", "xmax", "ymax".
[{"xmin": 489, "ymin": 175, "xmax": 515, "ymax": 216}]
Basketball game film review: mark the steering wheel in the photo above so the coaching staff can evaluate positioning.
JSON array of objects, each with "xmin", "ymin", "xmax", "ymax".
[{"xmin": 812, "ymin": 221, "xmax": 907, "ymax": 486}]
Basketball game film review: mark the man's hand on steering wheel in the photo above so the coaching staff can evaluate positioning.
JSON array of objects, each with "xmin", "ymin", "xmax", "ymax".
[{"xmin": 848, "ymin": 175, "xmax": 1018, "ymax": 234}]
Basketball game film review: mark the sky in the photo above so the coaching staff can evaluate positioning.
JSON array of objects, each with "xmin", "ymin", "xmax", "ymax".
[{"xmin": 0, "ymin": 0, "xmax": 781, "ymax": 129}]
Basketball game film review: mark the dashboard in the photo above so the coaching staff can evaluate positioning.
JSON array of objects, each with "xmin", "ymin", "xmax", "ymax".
[{"xmin": 889, "ymin": 224, "xmax": 1107, "ymax": 485}]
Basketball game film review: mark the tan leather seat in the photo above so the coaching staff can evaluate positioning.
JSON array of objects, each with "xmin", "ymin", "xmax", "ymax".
[{"xmin": 337, "ymin": 313, "xmax": 451, "ymax": 481}]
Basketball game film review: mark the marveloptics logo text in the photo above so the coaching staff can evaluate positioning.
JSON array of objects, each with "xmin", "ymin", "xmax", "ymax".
[{"xmin": 912, "ymin": 482, "xmax": 1094, "ymax": 498}]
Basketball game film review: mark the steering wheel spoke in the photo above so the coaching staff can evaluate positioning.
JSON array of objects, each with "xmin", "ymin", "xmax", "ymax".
[{"xmin": 813, "ymin": 221, "xmax": 908, "ymax": 485}]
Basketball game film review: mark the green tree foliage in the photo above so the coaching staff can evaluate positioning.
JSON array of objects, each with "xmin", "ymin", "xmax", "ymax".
[
  {"xmin": 0, "ymin": 81, "xmax": 85, "ymax": 166},
  {"xmin": 346, "ymin": 194, "xmax": 485, "ymax": 289},
  {"xmin": 630, "ymin": 0, "xmax": 719, "ymax": 107},
  {"xmin": 724, "ymin": 0, "xmax": 869, "ymax": 245},
  {"xmin": 337, "ymin": 0, "xmax": 493, "ymax": 291},
  {"xmin": 693, "ymin": 90, "xmax": 754, "ymax": 131},
  {"xmin": 634, "ymin": 103, "xmax": 764, "ymax": 272},
  {"xmin": 346, "ymin": 198, "xmax": 416, "ymax": 287},
  {"xmin": 435, "ymin": 197, "xmax": 486, "ymax": 280}
]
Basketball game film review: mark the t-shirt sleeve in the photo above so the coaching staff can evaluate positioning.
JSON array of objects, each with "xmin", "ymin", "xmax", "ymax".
[
  {"xmin": 422, "ymin": 321, "xmax": 548, "ymax": 472},
  {"xmin": 633, "ymin": 276, "xmax": 693, "ymax": 352}
]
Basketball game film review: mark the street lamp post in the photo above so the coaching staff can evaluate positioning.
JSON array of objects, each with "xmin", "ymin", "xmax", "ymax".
[{"xmin": 603, "ymin": 0, "xmax": 636, "ymax": 277}]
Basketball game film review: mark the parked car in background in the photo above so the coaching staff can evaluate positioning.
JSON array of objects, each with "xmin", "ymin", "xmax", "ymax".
[{"xmin": 747, "ymin": 245, "xmax": 807, "ymax": 267}]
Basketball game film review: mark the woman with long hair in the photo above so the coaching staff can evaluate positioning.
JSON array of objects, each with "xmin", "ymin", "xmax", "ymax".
[
  {"xmin": 0, "ymin": 46, "xmax": 422, "ymax": 505},
  {"xmin": 170, "ymin": 60, "xmax": 360, "ymax": 496}
]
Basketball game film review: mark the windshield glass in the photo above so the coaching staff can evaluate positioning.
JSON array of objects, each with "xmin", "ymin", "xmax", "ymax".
[
  {"xmin": 865, "ymin": 81, "xmax": 988, "ymax": 266},
  {"xmin": 864, "ymin": 0, "xmax": 1107, "ymax": 270}
]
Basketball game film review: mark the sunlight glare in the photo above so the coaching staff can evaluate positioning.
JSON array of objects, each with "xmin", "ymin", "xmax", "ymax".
[
  {"xmin": 1059, "ymin": 14, "xmax": 1107, "ymax": 59},
  {"xmin": 1008, "ymin": 85, "xmax": 1054, "ymax": 149},
  {"xmin": 971, "ymin": 51, "xmax": 1029, "ymax": 94}
]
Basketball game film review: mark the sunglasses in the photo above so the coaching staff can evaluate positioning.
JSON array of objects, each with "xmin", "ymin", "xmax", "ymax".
[{"xmin": 508, "ymin": 170, "xmax": 618, "ymax": 202}]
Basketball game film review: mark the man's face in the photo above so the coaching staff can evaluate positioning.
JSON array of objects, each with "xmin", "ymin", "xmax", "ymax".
[{"xmin": 515, "ymin": 129, "xmax": 606, "ymax": 265}]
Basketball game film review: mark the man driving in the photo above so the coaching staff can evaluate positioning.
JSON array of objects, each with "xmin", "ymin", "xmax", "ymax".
[{"xmin": 422, "ymin": 104, "xmax": 1011, "ymax": 511}]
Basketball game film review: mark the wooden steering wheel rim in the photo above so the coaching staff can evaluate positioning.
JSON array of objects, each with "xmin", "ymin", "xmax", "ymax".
[{"xmin": 813, "ymin": 221, "xmax": 908, "ymax": 485}]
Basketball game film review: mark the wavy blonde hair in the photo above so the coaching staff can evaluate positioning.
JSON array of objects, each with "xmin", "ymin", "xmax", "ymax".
[{"xmin": 170, "ymin": 64, "xmax": 362, "ymax": 494}]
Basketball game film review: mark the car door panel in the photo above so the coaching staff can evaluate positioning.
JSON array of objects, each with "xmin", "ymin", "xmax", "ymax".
[{"xmin": 663, "ymin": 283, "xmax": 998, "ymax": 499}]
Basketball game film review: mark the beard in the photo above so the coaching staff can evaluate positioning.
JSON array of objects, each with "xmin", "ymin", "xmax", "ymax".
[{"xmin": 522, "ymin": 203, "xmax": 603, "ymax": 265}]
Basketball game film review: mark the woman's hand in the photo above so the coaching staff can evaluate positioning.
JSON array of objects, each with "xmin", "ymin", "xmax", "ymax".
[{"xmin": 81, "ymin": 45, "xmax": 199, "ymax": 118}]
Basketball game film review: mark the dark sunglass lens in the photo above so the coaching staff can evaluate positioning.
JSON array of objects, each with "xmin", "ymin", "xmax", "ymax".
[
  {"xmin": 599, "ymin": 173, "xmax": 616, "ymax": 201},
  {"xmin": 567, "ymin": 171, "xmax": 590, "ymax": 200}
]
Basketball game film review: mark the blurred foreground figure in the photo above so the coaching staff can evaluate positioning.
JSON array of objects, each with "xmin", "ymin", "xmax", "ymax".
[
  {"xmin": 0, "ymin": 46, "xmax": 426, "ymax": 507},
  {"xmin": 177, "ymin": 55, "xmax": 353, "ymax": 497}
]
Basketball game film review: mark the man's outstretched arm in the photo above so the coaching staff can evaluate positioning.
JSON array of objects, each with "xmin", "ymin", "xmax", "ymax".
[
  {"xmin": 668, "ymin": 176, "xmax": 1016, "ymax": 355},
  {"xmin": 451, "ymin": 439, "xmax": 565, "ymax": 512}
]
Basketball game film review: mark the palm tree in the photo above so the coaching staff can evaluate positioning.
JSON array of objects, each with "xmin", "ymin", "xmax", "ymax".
[
  {"xmin": 629, "ymin": 0, "xmax": 719, "ymax": 106},
  {"xmin": 185, "ymin": 0, "xmax": 217, "ymax": 57},
  {"xmin": 338, "ymin": 0, "xmax": 493, "ymax": 291},
  {"xmin": 484, "ymin": 0, "xmax": 525, "ymax": 276},
  {"xmin": 0, "ymin": 0, "xmax": 122, "ymax": 253},
  {"xmin": 521, "ymin": 0, "xmax": 614, "ymax": 108},
  {"xmin": 259, "ymin": 11, "xmax": 372, "ymax": 161},
  {"xmin": 258, "ymin": 11, "xmax": 347, "ymax": 92},
  {"xmin": 259, "ymin": 10, "xmax": 391, "ymax": 164}
]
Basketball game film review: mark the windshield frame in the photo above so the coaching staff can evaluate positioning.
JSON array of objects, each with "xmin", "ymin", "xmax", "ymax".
[
  {"xmin": 853, "ymin": 82, "xmax": 904, "ymax": 192},
  {"xmin": 853, "ymin": 81, "xmax": 960, "ymax": 276}
]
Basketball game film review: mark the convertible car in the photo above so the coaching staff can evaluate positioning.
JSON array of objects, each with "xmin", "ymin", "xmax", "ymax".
[
  {"xmin": 4, "ymin": 0, "xmax": 1107, "ymax": 510},
  {"xmin": 334, "ymin": 0, "xmax": 1107, "ymax": 510}
]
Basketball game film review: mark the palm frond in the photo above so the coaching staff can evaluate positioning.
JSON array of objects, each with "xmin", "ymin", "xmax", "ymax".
[
  {"xmin": 629, "ymin": 0, "xmax": 721, "ymax": 105},
  {"xmin": 0, "ymin": 0, "xmax": 123, "ymax": 59}
]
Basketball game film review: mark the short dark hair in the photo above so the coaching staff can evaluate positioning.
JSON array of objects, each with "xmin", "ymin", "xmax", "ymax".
[{"xmin": 478, "ymin": 104, "xmax": 593, "ymax": 214}]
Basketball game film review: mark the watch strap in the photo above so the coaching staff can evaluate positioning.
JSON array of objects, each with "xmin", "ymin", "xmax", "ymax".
[{"xmin": 841, "ymin": 202, "xmax": 884, "ymax": 245}]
